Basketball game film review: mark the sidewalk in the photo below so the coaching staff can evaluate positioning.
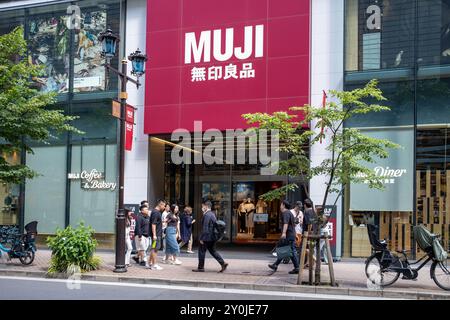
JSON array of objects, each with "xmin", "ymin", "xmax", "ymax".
[{"xmin": 1, "ymin": 248, "xmax": 449, "ymax": 299}]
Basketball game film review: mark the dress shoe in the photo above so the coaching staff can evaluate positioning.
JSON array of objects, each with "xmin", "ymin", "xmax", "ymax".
[
  {"xmin": 268, "ymin": 264, "xmax": 278, "ymax": 271},
  {"xmin": 289, "ymin": 269, "xmax": 299, "ymax": 274},
  {"xmin": 192, "ymin": 268, "xmax": 205, "ymax": 272},
  {"xmin": 219, "ymin": 262, "xmax": 229, "ymax": 273}
]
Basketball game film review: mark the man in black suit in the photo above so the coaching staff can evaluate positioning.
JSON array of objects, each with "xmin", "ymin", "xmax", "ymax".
[{"xmin": 192, "ymin": 200, "xmax": 228, "ymax": 273}]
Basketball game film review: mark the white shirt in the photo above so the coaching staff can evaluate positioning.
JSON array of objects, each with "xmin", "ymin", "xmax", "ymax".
[{"xmin": 291, "ymin": 209, "xmax": 303, "ymax": 234}]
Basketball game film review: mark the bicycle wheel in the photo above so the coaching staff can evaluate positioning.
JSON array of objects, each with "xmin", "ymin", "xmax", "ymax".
[
  {"xmin": 365, "ymin": 254, "xmax": 400, "ymax": 287},
  {"xmin": 431, "ymin": 260, "xmax": 450, "ymax": 291},
  {"xmin": 19, "ymin": 249, "xmax": 34, "ymax": 265}
]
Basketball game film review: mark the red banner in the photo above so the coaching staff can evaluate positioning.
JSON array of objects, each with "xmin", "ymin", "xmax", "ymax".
[{"xmin": 125, "ymin": 105, "xmax": 135, "ymax": 151}]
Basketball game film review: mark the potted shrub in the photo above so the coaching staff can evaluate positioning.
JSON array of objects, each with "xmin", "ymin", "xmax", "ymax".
[{"xmin": 47, "ymin": 222, "xmax": 101, "ymax": 276}]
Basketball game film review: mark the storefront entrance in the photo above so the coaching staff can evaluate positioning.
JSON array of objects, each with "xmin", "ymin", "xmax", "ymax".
[{"xmin": 198, "ymin": 178, "xmax": 286, "ymax": 244}]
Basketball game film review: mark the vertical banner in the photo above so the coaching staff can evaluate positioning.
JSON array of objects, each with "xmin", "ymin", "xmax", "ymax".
[
  {"xmin": 323, "ymin": 205, "xmax": 337, "ymax": 259},
  {"xmin": 125, "ymin": 105, "xmax": 135, "ymax": 151}
]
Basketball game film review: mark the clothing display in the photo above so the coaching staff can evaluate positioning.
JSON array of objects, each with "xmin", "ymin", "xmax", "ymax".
[{"xmin": 243, "ymin": 200, "xmax": 255, "ymax": 228}]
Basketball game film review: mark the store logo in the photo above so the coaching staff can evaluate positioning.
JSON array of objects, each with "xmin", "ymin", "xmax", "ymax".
[
  {"xmin": 169, "ymin": 121, "xmax": 279, "ymax": 176},
  {"xmin": 68, "ymin": 169, "xmax": 117, "ymax": 191},
  {"xmin": 185, "ymin": 25, "xmax": 264, "ymax": 82},
  {"xmin": 358, "ymin": 166, "xmax": 407, "ymax": 185}
]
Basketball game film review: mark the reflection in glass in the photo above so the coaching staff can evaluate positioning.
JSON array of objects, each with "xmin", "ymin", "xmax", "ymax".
[
  {"xmin": 28, "ymin": 15, "xmax": 69, "ymax": 93},
  {"xmin": 73, "ymin": 11, "xmax": 107, "ymax": 92}
]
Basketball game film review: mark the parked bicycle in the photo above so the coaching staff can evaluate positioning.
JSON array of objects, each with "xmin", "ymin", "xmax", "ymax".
[
  {"xmin": 0, "ymin": 221, "xmax": 38, "ymax": 265},
  {"xmin": 365, "ymin": 224, "xmax": 450, "ymax": 290}
]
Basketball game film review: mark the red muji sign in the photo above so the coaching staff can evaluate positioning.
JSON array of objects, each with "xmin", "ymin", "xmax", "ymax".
[{"xmin": 145, "ymin": 0, "xmax": 310, "ymax": 134}]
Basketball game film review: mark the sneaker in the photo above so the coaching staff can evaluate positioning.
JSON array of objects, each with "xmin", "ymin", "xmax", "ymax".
[
  {"xmin": 289, "ymin": 269, "xmax": 299, "ymax": 274},
  {"xmin": 139, "ymin": 261, "xmax": 146, "ymax": 266},
  {"xmin": 186, "ymin": 250, "xmax": 195, "ymax": 254},
  {"xmin": 161, "ymin": 259, "xmax": 169, "ymax": 264},
  {"xmin": 173, "ymin": 259, "xmax": 182, "ymax": 265},
  {"xmin": 152, "ymin": 264, "xmax": 163, "ymax": 270},
  {"xmin": 132, "ymin": 256, "xmax": 139, "ymax": 264},
  {"xmin": 146, "ymin": 264, "xmax": 153, "ymax": 269},
  {"xmin": 268, "ymin": 264, "xmax": 278, "ymax": 271}
]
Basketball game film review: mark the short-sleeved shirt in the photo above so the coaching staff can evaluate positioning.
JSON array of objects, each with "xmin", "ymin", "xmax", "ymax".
[
  {"xmin": 281, "ymin": 209, "xmax": 296, "ymax": 240},
  {"xmin": 150, "ymin": 209, "xmax": 163, "ymax": 238},
  {"xmin": 166, "ymin": 212, "xmax": 179, "ymax": 228}
]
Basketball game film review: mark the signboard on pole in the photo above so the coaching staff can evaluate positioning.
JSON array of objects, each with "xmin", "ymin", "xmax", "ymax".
[
  {"xmin": 112, "ymin": 100, "xmax": 121, "ymax": 119},
  {"xmin": 323, "ymin": 205, "xmax": 337, "ymax": 260},
  {"xmin": 125, "ymin": 105, "xmax": 135, "ymax": 151}
]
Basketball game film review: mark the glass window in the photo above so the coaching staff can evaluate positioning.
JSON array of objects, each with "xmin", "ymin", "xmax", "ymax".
[
  {"xmin": 345, "ymin": 0, "xmax": 415, "ymax": 72},
  {"xmin": 418, "ymin": 0, "xmax": 450, "ymax": 66},
  {"xmin": 345, "ymin": 80, "xmax": 414, "ymax": 128},
  {"xmin": 0, "ymin": 8, "xmax": 24, "ymax": 35},
  {"xmin": 71, "ymin": 101, "xmax": 118, "ymax": 143},
  {"xmin": 0, "ymin": 151, "xmax": 21, "ymax": 226},
  {"xmin": 27, "ymin": 6, "xmax": 70, "ymax": 93},
  {"xmin": 69, "ymin": 144, "xmax": 117, "ymax": 233},
  {"xmin": 24, "ymin": 146, "xmax": 67, "ymax": 234},
  {"xmin": 417, "ymin": 77, "xmax": 450, "ymax": 125},
  {"xmin": 72, "ymin": 0, "xmax": 122, "ymax": 93}
]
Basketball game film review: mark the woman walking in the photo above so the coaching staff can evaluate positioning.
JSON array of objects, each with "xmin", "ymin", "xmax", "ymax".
[
  {"xmin": 163, "ymin": 204, "xmax": 182, "ymax": 265},
  {"xmin": 125, "ymin": 208, "xmax": 133, "ymax": 267},
  {"xmin": 179, "ymin": 206, "xmax": 195, "ymax": 254}
]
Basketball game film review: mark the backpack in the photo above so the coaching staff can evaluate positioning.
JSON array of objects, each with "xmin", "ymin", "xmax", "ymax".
[{"xmin": 213, "ymin": 220, "xmax": 227, "ymax": 242}]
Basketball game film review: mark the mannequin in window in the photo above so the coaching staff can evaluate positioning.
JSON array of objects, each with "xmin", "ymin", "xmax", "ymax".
[
  {"xmin": 243, "ymin": 197, "xmax": 255, "ymax": 235},
  {"xmin": 238, "ymin": 200, "xmax": 247, "ymax": 233},
  {"xmin": 256, "ymin": 196, "xmax": 267, "ymax": 214}
]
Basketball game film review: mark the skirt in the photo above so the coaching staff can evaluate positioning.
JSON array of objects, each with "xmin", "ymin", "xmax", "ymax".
[{"xmin": 165, "ymin": 226, "xmax": 180, "ymax": 256}]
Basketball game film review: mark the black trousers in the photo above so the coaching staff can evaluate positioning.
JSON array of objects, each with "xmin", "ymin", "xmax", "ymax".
[
  {"xmin": 198, "ymin": 241, "xmax": 225, "ymax": 269},
  {"xmin": 239, "ymin": 214, "xmax": 246, "ymax": 232}
]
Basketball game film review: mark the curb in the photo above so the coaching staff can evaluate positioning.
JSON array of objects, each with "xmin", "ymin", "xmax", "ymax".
[{"xmin": 0, "ymin": 268, "xmax": 449, "ymax": 300}]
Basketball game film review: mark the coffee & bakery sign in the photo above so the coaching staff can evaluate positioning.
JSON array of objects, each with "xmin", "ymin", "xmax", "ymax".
[{"xmin": 68, "ymin": 169, "xmax": 117, "ymax": 191}]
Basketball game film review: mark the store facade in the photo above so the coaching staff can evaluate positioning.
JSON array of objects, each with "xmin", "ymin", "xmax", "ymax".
[
  {"xmin": 0, "ymin": 0, "xmax": 124, "ymax": 247},
  {"xmin": 143, "ymin": 0, "xmax": 311, "ymax": 244},
  {"xmin": 0, "ymin": 0, "xmax": 345, "ymax": 255},
  {"xmin": 344, "ymin": 0, "xmax": 450, "ymax": 258}
]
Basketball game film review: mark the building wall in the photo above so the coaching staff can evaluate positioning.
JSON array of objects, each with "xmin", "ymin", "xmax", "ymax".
[
  {"xmin": 309, "ymin": 0, "xmax": 345, "ymax": 259},
  {"xmin": 124, "ymin": 0, "xmax": 149, "ymax": 206}
]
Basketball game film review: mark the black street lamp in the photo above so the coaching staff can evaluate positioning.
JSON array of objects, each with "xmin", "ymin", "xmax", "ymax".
[{"xmin": 98, "ymin": 28, "xmax": 148, "ymax": 273}]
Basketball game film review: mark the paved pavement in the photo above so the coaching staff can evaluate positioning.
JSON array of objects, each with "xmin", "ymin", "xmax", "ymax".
[{"xmin": 0, "ymin": 246, "xmax": 449, "ymax": 299}]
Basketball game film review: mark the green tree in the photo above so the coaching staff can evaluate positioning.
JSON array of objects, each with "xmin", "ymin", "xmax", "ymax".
[
  {"xmin": 0, "ymin": 26, "xmax": 79, "ymax": 184},
  {"xmin": 243, "ymin": 80, "xmax": 399, "ymax": 225}
]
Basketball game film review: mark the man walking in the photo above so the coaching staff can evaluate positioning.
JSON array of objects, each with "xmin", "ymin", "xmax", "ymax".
[
  {"xmin": 192, "ymin": 200, "xmax": 228, "ymax": 273},
  {"xmin": 148, "ymin": 199, "xmax": 165, "ymax": 270},
  {"xmin": 134, "ymin": 205, "xmax": 150, "ymax": 266},
  {"xmin": 268, "ymin": 200, "xmax": 300, "ymax": 274}
]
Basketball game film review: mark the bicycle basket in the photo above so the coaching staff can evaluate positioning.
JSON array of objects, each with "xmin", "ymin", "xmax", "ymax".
[
  {"xmin": 413, "ymin": 225, "xmax": 433, "ymax": 252},
  {"xmin": 432, "ymin": 238, "xmax": 448, "ymax": 262}
]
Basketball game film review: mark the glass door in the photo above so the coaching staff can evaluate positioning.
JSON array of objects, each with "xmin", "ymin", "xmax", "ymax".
[{"xmin": 200, "ymin": 182, "xmax": 231, "ymax": 242}]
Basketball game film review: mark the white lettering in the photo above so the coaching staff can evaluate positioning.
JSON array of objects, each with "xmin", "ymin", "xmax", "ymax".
[
  {"xmin": 185, "ymin": 30, "xmax": 211, "ymax": 64},
  {"xmin": 234, "ymin": 25, "xmax": 253, "ymax": 60},
  {"xmin": 213, "ymin": 28, "xmax": 234, "ymax": 62},
  {"xmin": 184, "ymin": 25, "xmax": 264, "ymax": 64},
  {"xmin": 366, "ymin": 5, "xmax": 381, "ymax": 30}
]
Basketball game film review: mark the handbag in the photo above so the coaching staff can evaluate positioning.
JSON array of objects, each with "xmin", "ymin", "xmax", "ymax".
[{"xmin": 275, "ymin": 239, "xmax": 293, "ymax": 259}]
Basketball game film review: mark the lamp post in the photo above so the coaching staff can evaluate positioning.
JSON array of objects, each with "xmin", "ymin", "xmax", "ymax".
[{"xmin": 98, "ymin": 28, "xmax": 148, "ymax": 273}]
